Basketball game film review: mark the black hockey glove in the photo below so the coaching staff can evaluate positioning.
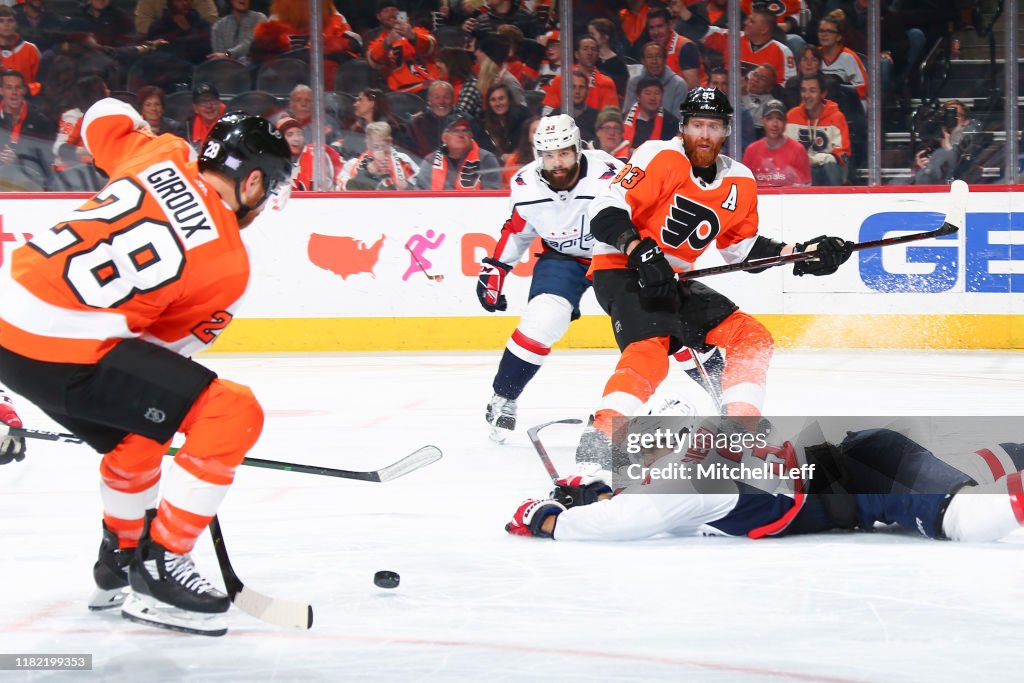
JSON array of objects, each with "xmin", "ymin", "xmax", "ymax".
[
  {"xmin": 626, "ymin": 237, "xmax": 677, "ymax": 298},
  {"xmin": 551, "ymin": 474, "xmax": 613, "ymax": 509},
  {"xmin": 792, "ymin": 235, "xmax": 853, "ymax": 276},
  {"xmin": 476, "ymin": 257, "xmax": 513, "ymax": 312}
]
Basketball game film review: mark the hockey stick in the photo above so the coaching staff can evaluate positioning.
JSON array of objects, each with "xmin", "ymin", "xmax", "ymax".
[
  {"xmin": 208, "ymin": 515, "xmax": 313, "ymax": 630},
  {"xmin": 405, "ymin": 245, "xmax": 444, "ymax": 282},
  {"xmin": 9, "ymin": 427, "xmax": 443, "ymax": 483},
  {"xmin": 235, "ymin": 446, "xmax": 443, "ymax": 483},
  {"xmin": 5, "ymin": 426, "xmax": 84, "ymax": 444},
  {"xmin": 687, "ymin": 347, "xmax": 723, "ymax": 414},
  {"xmin": 527, "ymin": 418, "xmax": 582, "ymax": 482},
  {"xmin": 678, "ymin": 180, "xmax": 968, "ymax": 281}
]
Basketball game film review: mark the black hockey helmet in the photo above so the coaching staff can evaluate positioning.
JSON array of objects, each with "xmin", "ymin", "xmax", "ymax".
[
  {"xmin": 679, "ymin": 87, "xmax": 733, "ymax": 126},
  {"xmin": 198, "ymin": 111, "xmax": 293, "ymax": 218}
]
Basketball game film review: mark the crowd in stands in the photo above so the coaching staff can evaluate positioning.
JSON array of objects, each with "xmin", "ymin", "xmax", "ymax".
[{"xmin": 0, "ymin": 0, "xmax": 979, "ymax": 192}]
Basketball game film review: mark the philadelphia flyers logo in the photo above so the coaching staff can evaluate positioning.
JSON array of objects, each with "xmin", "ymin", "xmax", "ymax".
[
  {"xmin": 661, "ymin": 195, "xmax": 720, "ymax": 251},
  {"xmin": 759, "ymin": 0, "xmax": 786, "ymax": 18}
]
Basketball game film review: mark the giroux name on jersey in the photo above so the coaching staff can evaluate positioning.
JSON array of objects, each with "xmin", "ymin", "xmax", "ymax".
[{"xmin": 142, "ymin": 163, "xmax": 218, "ymax": 249}]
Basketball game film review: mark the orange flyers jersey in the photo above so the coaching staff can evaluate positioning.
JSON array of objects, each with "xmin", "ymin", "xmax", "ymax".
[
  {"xmin": 703, "ymin": 29, "xmax": 796, "ymax": 85},
  {"xmin": 0, "ymin": 98, "xmax": 247, "ymax": 365},
  {"xmin": 587, "ymin": 138, "xmax": 760, "ymax": 274}
]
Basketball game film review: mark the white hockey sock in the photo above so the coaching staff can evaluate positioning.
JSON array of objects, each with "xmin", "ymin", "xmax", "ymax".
[
  {"xmin": 942, "ymin": 473, "xmax": 1024, "ymax": 542},
  {"xmin": 101, "ymin": 480, "xmax": 159, "ymax": 523}
]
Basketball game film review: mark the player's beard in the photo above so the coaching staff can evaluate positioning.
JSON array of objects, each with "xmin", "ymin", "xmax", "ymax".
[
  {"xmin": 683, "ymin": 133, "xmax": 724, "ymax": 169},
  {"xmin": 542, "ymin": 162, "xmax": 580, "ymax": 190}
]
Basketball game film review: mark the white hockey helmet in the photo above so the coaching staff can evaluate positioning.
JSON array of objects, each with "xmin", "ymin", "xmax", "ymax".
[
  {"xmin": 622, "ymin": 395, "xmax": 700, "ymax": 464},
  {"xmin": 533, "ymin": 114, "xmax": 581, "ymax": 156}
]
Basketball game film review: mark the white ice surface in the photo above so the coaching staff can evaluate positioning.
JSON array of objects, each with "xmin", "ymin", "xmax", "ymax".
[{"xmin": 2, "ymin": 349, "xmax": 1024, "ymax": 682}]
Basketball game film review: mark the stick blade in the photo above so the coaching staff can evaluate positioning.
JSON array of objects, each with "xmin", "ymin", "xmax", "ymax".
[
  {"xmin": 231, "ymin": 585, "xmax": 313, "ymax": 630},
  {"xmin": 944, "ymin": 179, "xmax": 969, "ymax": 231},
  {"xmin": 377, "ymin": 445, "xmax": 443, "ymax": 482},
  {"xmin": 526, "ymin": 418, "xmax": 583, "ymax": 441}
]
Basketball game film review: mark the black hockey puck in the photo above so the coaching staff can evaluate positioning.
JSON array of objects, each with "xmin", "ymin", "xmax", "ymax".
[{"xmin": 374, "ymin": 570, "xmax": 400, "ymax": 589}]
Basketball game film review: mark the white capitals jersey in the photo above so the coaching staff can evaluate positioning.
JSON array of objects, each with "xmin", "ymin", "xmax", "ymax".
[
  {"xmin": 492, "ymin": 150, "xmax": 624, "ymax": 265},
  {"xmin": 555, "ymin": 427, "xmax": 808, "ymax": 542}
]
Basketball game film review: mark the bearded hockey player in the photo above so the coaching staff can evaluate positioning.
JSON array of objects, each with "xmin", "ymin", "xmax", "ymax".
[
  {"xmin": 577, "ymin": 87, "xmax": 853, "ymax": 469},
  {"xmin": 477, "ymin": 114, "xmax": 624, "ymax": 442}
]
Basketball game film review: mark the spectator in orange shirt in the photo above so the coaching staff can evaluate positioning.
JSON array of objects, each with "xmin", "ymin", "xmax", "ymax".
[
  {"xmin": 367, "ymin": 0, "xmax": 439, "ymax": 94},
  {"xmin": 784, "ymin": 73, "xmax": 850, "ymax": 186},
  {"xmin": 618, "ymin": 0, "xmax": 650, "ymax": 58},
  {"xmin": 568, "ymin": 70, "xmax": 600, "ymax": 142},
  {"xmin": 0, "ymin": 7, "xmax": 40, "ymax": 96},
  {"xmin": 251, "ymin": 0, "xmax": 357, "ymax": 63},
  {"xmin": 704, "ymin": 5, "xmax": 796, "ymax": 86},
  {"xmin": 184, "ymin": 82, "xmax": 226, "ymax": 152},
  {"xmin": 541, "ymin": 35, "xmax": 618, "ymax": 116}
]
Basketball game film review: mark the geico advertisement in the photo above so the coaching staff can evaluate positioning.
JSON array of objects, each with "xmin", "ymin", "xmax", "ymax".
[{"xmin": 0, "ymin": 190, "xmax": 1020, "ymax": 317}]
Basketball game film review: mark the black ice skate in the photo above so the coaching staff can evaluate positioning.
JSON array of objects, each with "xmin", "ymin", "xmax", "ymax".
[
  {"xmin": 88, "ymin": 523, "xmax": 133, "ymax": 611},
  {"xmin": 486, "ymin": 393, "xmax": 517, "ymax": 443},
  {"xmin": 122, "ymin": 535, "xmax": 230, "ymax": 637}
]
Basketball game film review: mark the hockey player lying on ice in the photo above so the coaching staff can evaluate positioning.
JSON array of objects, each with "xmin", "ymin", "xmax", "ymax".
[{"xmin": 506, "ymin": 403, "xmax": 1024, "ymax": 544}]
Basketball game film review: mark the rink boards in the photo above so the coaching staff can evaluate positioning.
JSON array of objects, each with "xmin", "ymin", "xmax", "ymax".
[{"xmin": 0, "ymin": 186, "xmax": 1021, "ymax": 350}]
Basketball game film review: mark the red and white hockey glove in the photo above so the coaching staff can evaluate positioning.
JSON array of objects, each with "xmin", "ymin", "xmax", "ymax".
[
  {"xmin": 476, "ymin": 257, "xmax": 512, "ymax": 312},
  {"xmin": 0, "ymin": 391, "xmax": 26, "ymax": 465},
  {"xmin": 505, "ymin": 498, "xmax": 565, "ymax": 538},
  {"xmin": 551, "ymin": 474, "xmax": 612, "ymax": 508}
]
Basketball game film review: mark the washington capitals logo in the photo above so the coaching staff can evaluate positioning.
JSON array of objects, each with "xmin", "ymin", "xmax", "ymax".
[
  {"xmin": 600, "ymin": 162, "xmax": 617, "ymax": 179},
  {"xmin": 515, "ymin": 173, "xmax": 526, "ymax": 185}
]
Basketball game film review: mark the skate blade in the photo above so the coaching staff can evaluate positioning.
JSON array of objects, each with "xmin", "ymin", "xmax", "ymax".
[
  {"xmin": 88, "ymin": 586, "xmax": 130, "ymax": 611},
  {"xmin": 489, "ymin": 426, "xmax": 510, "ymax": 443},
  {"xmin": 121, "ymin": 593, "xmax": 227, "ymax": 637}
]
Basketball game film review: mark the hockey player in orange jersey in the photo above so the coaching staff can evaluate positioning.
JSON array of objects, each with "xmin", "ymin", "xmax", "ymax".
[
  {"xmin": 0, "ymin": 98, "xmax": 293, "ymax": 636},
  {"xmin": 577, "ymin": 87, "xmax": 852, "ymax": 469}
]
